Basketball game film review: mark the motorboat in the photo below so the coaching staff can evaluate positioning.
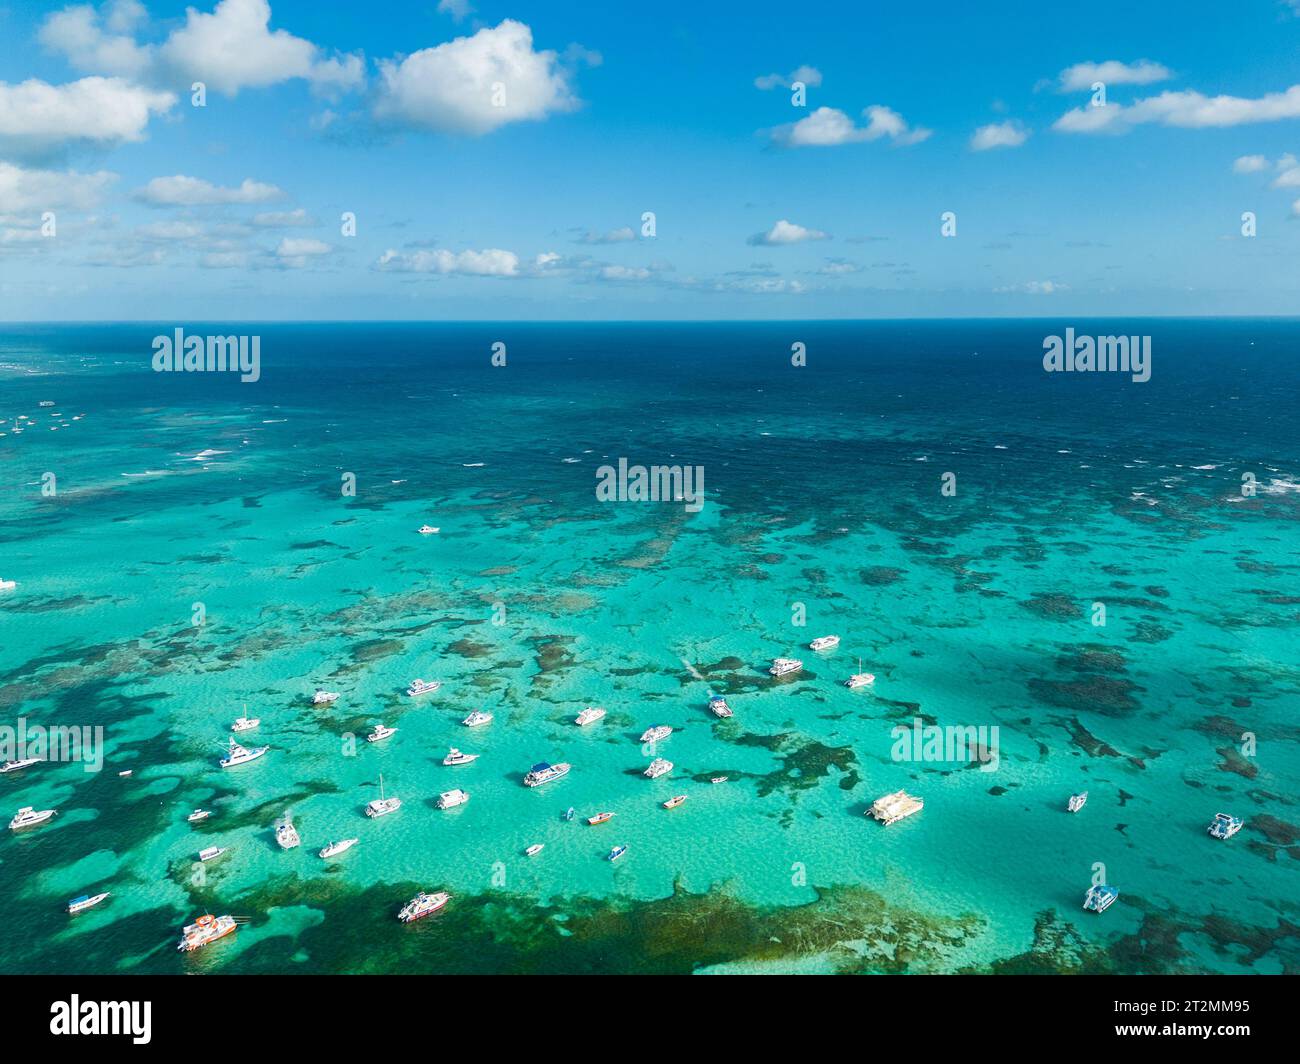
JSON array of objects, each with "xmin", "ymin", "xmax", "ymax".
[
  {"xmin": 398, "ymin": 891, "xmax": 450, "ymax": 922},
  {"xmin": 118, "ymin": 770, "xmax": 133, "ymax": 777},
  {"xmin": 707, "ymin": 695, "xmax": 732, "ymax": 718},
  {"xmin": 639, "ymin": 725, "xmax": 673, "ymax": 744},
  {"xmin": 663, "ymin": 795, "xmax": 688, "ymax": 809},
  {"xmin": 67, "ymin": 892, "xmax": 110, "ymax": 914},
  {"xmin": 525, "ymin": 843, "xmax": 545, "ymax": 857},
  {"xmin": 0, "ymin": 579, "xmax": 16, "ymax": 591},
  {"xmin": 367, "ymin": 724, "xmax": 397, "ymax": 743},
  {"xmin": 575, "ymin": 707, "xmax": 607, "ymax": 726},
  {"xmin": 608, "ymin": 845, "xmax": 628, "ymax": 861},
  {"xmin": 1208, "ymin": 812, "xmax": 1244, "ymax": 840},
  {"xmin": 1083, "ymin": 884, "xmax": 1119, "ymax": 913},
  {"xmin": 769, "ymin": 658, "xmax": 803, "ymax": 677},
  {"xmin": 587, "ymin": 812, "xmax": 615, "ymax": 825},
  {"xmin": 0, "ymin": 757, "xmax": 42, "ymax": 773},
  {"xmin": 220, "ymin": 738, "xmax": 268, "ymax": 768},
  {"xmin": 809, "ymin": 635, "xmax": 840, "ymax": 651},
  {"xmin": 275, "ymin": 813, "xmax": 300, "ymax": 849},
  {"xmin": 523, "ymin": 761, "xmax": 571, "ymax": 787},
  {"xmin": 312, "ymin": 690, "xmax": 340, "ymax": 705},
  {"xmin": 461, "ymin": 711, "xmax": 492, "ymax": 727},
  {"xmin": 407, "ymin": 678, "xmax": 441, "ymax": 697},
  {"xmin": 437, "ymin": 788, "xmax": 469, "ymax": 810},
  {"xmin": 1068, "ymin": 791, "xmax": 1088, "ymax": 813},
  {"xmin": 417, "ymin": 525, "xmax": 440, "ymax": 535},
  {"xmin": 187, "ymin": 808, "xmax": 212, "ymax": 823},
  {"xmin": 868, "ymin": 789, "xmax": 924, "ymax": 826},
  {"xmin": 710, "ymin": 776, "xmax": 728, "ymax": 784},
  {"xmin": 564, "ymin": 807, "xmax": 576, "ymax": 821},
  {"xmin": 9, "ymin": 806, "xmax": 56, "ymax": 830},
  {"xmin": 177, "ymin": 913, "xmax": 237, "ymax": 951},
  {"xmin": 319, "ymin": 838, "xmax": 359, "ymax": 859},
  {"xmin": 644, "ymin": 758, "xmax": 673, "ymax": 779},
  {"xmin": 443, "ymin": 748, "xmax": 479, "ymax": 766},
  {"xmin": 198, "ymin": 845, "xmax": 227, "ymax": 861},
  {"xmin": 365, "ymin": 773, "xmax": 401, "ymax": 817}
]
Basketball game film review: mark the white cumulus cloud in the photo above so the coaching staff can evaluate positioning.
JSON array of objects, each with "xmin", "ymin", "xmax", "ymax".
[
  {"xmin": 1232, "ymin": 154, "xmax": 1269, "ymax": 173},
  {"xmin": 748, "ymin": 219, "xmax": 828, "ymax": 246},
  {"xmin": 1057, "ymin": 59, "xmax": 1172, "ymax": 93},
  {"xmin": 0, "ymin": 76, "xmax": 174, "ymax": 155},
  {"xmin": 970, "ymin": 120, "xmax": 1029, "ymax": 150},
  {"xmin": 0, "ymin": 160, "xmax": 116, "ymax": 213},
  {"xmin": 376, "ymin": 246, "xmax": 522, "ymax": 276},
  {"xmin": 754, "ymin": 65, "xmax": 822, "ymax": 90},
  {"xmin": 1055, "ymin": 84, "xmax": 1300, "ymax": 134},
  {"xmin": 39, "ymin": 1, "xmax": 152, "ymax": 78},
  {"xmin": 772, "ymin": 104, "xmax": 930, "ymax": 147},
  {"xmin": 135, "ymin": 174, "xmax": 283, "ymax": 206},
  {"xmin": 373, "ymin": 20, "xmax": 580, "ymax": 136}
]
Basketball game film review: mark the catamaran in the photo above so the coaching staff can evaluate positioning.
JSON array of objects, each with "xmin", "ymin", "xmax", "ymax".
[
  {"xmin": 575, "ymin": 706, "xmax": 607, "ymax": 726},
  {"xmin": 398, "ymin": 891, "xmax": 450, "ymax": 922},
  {"xmin": 312, "ymin": 690, "xmax": 340, "ymax": 705},
  {"xmin": 707, "ymin": 695, "xmax": 732, "ymax": 718},
  {"xmin": 809, "ymin": 635, "xmax": 840, "ymax": 651},
  {"xmin": 644, "ymin": 758, "xmax": 673, "ymax": 779},
  {"xmin": 275, "ymin": 813, "xmax": 300, "ymax": 849},
  {"xmin": 523, "ymin": 761, "xmax": 571, "ymax": 787},
  {"xmin": 9, "ymin": 806, "xmax": 56, "ymax": 830},
  {"xmin": 407, "ymin": 678, "xmax": 441, "ymax": 697},
  {"xmin": 367, "ymin": 724, "xmax": 397, "ymax": 743},
  {"xmin": 443, "ymin": 748, "xmax": 479, "ymax": 766},
  {"xmin": 365, "ymin": 774, "xmax": 401, "ymax": 817},
  {"xmin": 177, "ymin": 913, "xmax": 237, "ymax": 951},
  {"xmin": 0, "ymin": 757, "xmax": 42, "ymax": 774},
  {"xmin": 769, "ymin": 658, "xmax": 803, "ymax": 677},
  {"xmin": 845, "ymin": 659, "xmax": 875, "ymax": 689},
  {"xmin": 220, "ymin": 737, "xmax": 268, "ymax": 768},
  {"xmin": 461, "ymin": 710, "xmax": 492, "ymax": 728},
  {"xmin": 67, "ymin": 892, "xmax": 110, "ymax": 914},
  {"xmin": 1067, "ymin": 791, "xmax": 1088, "ymax": 813},
  {"xmin": 1082, "ymin": 884, "xmax": 1119, "ymax": 913},
  {"xmin": 640, "ymin": 725, "xmax": 673, "ymax": 744},
  {"xmin": 319, "ymin": 838, "xmax": 359, "ymax": 859},
  {"xmin": 437, "ymin": 788, "xmax": 470, "ymax": 810},
  {"xmin": 868, "ymin": 789, "xmax": 924, "ymax": 826},
  {"xmin": 1208, "ymin": 812, "xmax": 1244, "ymax": 839}
]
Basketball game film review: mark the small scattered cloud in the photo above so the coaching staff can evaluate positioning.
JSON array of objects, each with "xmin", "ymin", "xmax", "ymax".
[
  {"xmin": 771, "ymin": 104, "xmax": 930, "ymax": 147},
  {"xmin": 754, "ymin": 65, "xmax": 822, "ymax": 90},
  {"xmin": 437, "ymin": 0, "xmax": 475, "ymax": 21},
  {"xmin": 816, "ymin": 258, "xmax": 860, "ymax": 275},
  {"xmin": 577, "ymin": 226, "xmax": 635, "ymax": 244},
  {"xmin": 252, "ymin": 207, "xmax": 317, "ymax": 227},
  {"xmin": 275, "ymin": 235, "xmax": 332, "ymax": 266},
  {"xmin": 1056, "ymin": 59, "xmax": 1172, "ymax": 93},
  {"xmin": 1233, "ymin": 154, "xmax": 1270, "ymax": 173},
  {"xmin": 376, "ymin": 246, "xmax": 522, "ymax": 276},
  {"xmin": 748, "ymin": 219, "xmax": 828, "ymax": 246},
  {"xmin": 970, "ymin": 120, "xmax": 1029, "ymax": 150},
  {"xmin": 0, "ymin": 160, "xmax": 116, "ymax": 213},
  {"xmin": 1055, "ymin": 84, "xmax": 1300, "ymax": 134},
  {"xmin": 135, "ymin": 175, "xmax": 283, "ymax": 206},
  {"xmin": 995, "ymin": 280, "xmax": 1068, "ymax": 294}
]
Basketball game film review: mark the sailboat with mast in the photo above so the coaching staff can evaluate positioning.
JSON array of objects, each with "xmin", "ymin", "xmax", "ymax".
[
  {"xmin": 365, "ymin": 773, "xmax": 401, "ymax": 817},
  {"xmin": 845, "ymin": 658, "xmax": 875, "ymax": 689}
]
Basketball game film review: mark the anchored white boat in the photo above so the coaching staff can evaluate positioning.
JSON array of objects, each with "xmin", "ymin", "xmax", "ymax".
[
  {"xmin": 523, "ymin": 761, "xmax": 571, "ymax": 787},
  {"xmin": 312, "ymin": 690, "xmax": 340, "ymax": 705},
  {"xmin": 220, "ymin": 737, "xmax": 268, "ymax": 768},
  {"xmin": 461, "ymin": 710, "xmax": 492, "ymax": 728},
  {"xmin": 197, "ymin": 845, "xmax": 227, "ymax": 862},
  {"xmin": 407, "ymin": 678, "xmax": 441, "ymax": 697},
  {"xmin": 0, "ymin": 756, "xmax": 42, "ymax": 774},
  {"xmin": 707, "ymin": 695, "xmax": 732, "ymax": 718},
  {"xmin": 437, "ymin": 788, "xmax": 469, "ymax": 810},
  {"xmin": 177, "ymin": 913, "xmax": 237, "ymax": 951},
  {"xmin": 0, "ymin": 579, "xmax": 16, "ymax": 591},
  {"xmin": 319, "ymin": 838, "xmax": 359, "ymax": 859},
  {"xmin": 417, "ymin": 525, "xmax": 440, "ymax": 535},
  {"xmin": 587, "ymin": 811, "xmax": 615, "ymax": 825},
  {"xmin": 644, "ymin": 758, "xmax": 673, "ymax": 779},
  {"xmin": 367, "ymin": 724, "xmax": 397, "ymax": 743},
  {"xmin": 398, "ymin": 891, "xmax": 450, "ymax": 922},
  {"xmin": 663, "ymin": 794, "xmax": 688, "ymax": 809},
  {"xmin": 1083, "ymin": 884, "xmax": 1119, "ymax": 913},
  {"xmin": 868, "ymin": 789, "xmax": 924, "ymax": 826},
  {"xmin": 710, "ymin": 776, "xmax": 728, "ymax": 784},
  {"xmin": 639, "ymin": 725, "xmax": 673, "ymax": 744},
  {"xmin": 365, "ymin": 774, "xmax": 401, "ymax": 817},
  {"xmin": 809, "ymin": 635, "xmax": 840, "ymax": 651},
  {"xmin": 1208, "ymin": 812, "xmax": 1244, "ymax": 839},
  {"xmin": 1068, "ymin": 791, "xmax": 1088, "ymax": 813},
  {"xmin": 845, "ymin": 659, "xmax": 875, "ymax": 689},
  {"xmin": 575, "ymin": 706, "xmax": 606, "ymax": 726},
  {"xmin": 769, "ymin": 658, "xmax": 803, "ymax": 677},
  {"xmin": 275, "ymin": 813, "xmax": 300, "ymax": 849},
  {"xmin": 231, "ymin": 714, "xmax": 259, "ymax": 733},
  {"xmin": 67, "ymin": 892, "xmax": 110, "ymax": 914},
  {"xmin": 443, "ymin": 748, "xmax": 479, "ymax": 766},
  {"xmin": 525, "ymin": 843, "xmax": 545, "ymax": 857},
  {"xmin": 9, "ymin": 806, "xmax": 56, "ymax": 830},
  {"xmin": 187, "ymin": 808, "xmax": 211, "ymax": 823},
  {"xmin": 608, "ymin": 844, "xmax": 628, "ymax": 861}
]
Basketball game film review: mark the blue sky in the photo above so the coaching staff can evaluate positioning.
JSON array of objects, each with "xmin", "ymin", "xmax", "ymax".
[{"xmin": 2, "ymin": 0, "xmax": 1300, "ymax": 319}]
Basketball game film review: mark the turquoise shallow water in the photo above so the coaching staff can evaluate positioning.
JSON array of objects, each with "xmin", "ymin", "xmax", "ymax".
[{"xmin": 0, "ymin": 320, "xmax": 1296, "ymax": 974}]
